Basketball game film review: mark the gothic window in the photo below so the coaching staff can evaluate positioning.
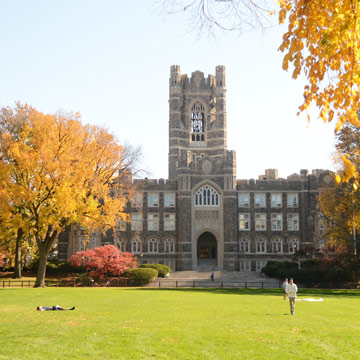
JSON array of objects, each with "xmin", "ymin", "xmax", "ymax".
[
  {"xmin": 164, "ymin": 238, "xmax": 175, "ymax": 253},
  {"xmin": 272, "ymin": 237, "xmax": 283, "ymax": 253},
  {"xmin": 239, "ymin": 239, "xmax": 250, "ymax": 253},
  {"xmin": 131, "ymin": 240, "xmax": 142, "ymax": 253},
  {"xmin": 194, "ymin": 185, "xmax": 219, "ymax": 206},
  {"xmin": 148, "ymin": 238, "xmax": 159, "ymax": 253},
  {"xmin": 289, "ymin": 238, "xmax": 299, "ymax": 254},
  {"xmin": 256, "ymin": 238, "xmax": 267, "ymax": 253},
  {"xmin": 191, "ymin": 102, "xmax": 205, "ymax": 141}
]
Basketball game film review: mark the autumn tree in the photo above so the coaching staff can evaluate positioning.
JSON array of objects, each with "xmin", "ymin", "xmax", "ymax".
[
  {"xmin": 0, "ymin": 103, "xmax": 140, "ymax": 287},
  {"xmin": 69, "ymin": 244, "xmax": 137, "ymax": 280},
  {"xmin": 319, "ymin": 124, "xmax": 360, "ymax": 281},
  {"xmin": 0, "ymin": 104, "xmax": 35, "ymax": 278}
]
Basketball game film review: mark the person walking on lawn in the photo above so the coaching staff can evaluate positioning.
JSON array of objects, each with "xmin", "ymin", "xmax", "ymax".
[{"xmin": 286, "ymin": 278, "xmax": 298, "ymax": 315}]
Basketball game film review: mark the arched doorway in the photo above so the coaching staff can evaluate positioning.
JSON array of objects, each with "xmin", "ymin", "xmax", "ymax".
[{"xmin": 197, "ymin": 232, "xmax": 217, "ymax": 268}]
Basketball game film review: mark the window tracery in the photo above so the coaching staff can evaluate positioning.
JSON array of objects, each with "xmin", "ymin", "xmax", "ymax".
[
  {"xmin": 191, "ymin": 102, "xmax": 205, "ymax": 142},
  {"xmin": 194, "ymin": 185, "xmax": 219, "ymax": 206}
]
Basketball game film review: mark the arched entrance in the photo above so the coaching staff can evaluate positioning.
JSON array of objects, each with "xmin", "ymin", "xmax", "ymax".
[{"xmin": 197, "ymin": 232, "xmax": 217, "ymax": 268}]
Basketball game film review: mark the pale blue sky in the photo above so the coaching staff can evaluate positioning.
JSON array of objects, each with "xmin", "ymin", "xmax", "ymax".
[{"xmin": 0, "ymin": 0, "xmax": 336, "ymax": 179}]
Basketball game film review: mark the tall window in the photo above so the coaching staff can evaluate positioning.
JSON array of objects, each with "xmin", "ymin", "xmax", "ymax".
[
  {"xmin": 131, "ymin": 193, "xmax": 143, "ymax": 208},
  {"xmin": 115, "ymin": 239, "xmax": 126, "ymax": 252},
  {"xmin": 164, "ymin": 193, "xmax": 175, "ymax": 207},
  {"xmin": 271, "ymin": 193, "xmax": 282, "ymax": 208},
  {"xmin": 131, "ymin": 214, "xmax": 142, "ymax": 231},
  {"xmin": 194, "ymin": 185, "xmax": 219, "ymax": 206},
  {"xmin": 272, "ymin": 238, "xmax": 283, "ymax": 253},
  {"xmin": 165, "ymin": 238, "xmax": 175, "ymax": 253},
  {"xmin": 131, "ymin": 240, "xmax": 142, "ymax": 253},
  {"xmin": 147, "ymin": 213, "xmax": 159, "ymax": 231},
  {"xmin": 164, "ymin": 213, "xmax": 176, "ymax": 231},
  {"xmin": 271, "ymin": 214, "xmax": 283, "ymax": 230},
  {"xmin": 256, "ymin": 238, "xmax": 267, "ymax": 253},
  {"xmin": 289, "ymin": 238, "xmax": 299, "ymax": 253},
  {"xmin": 287, "ymin": 193, "xmax": 298, "ymax": 207},
  {"xmin": 255, "ymin": 193, "xmax": 266, "ymax": 208},
  {"xmin": 239, "ymin": 193, "xmax": 249, "ymax": 207},
  {"xmin": 239, "ymin": 213, "xmax": 250, "ymax": 231},
  {"xmin": 148, "ymin": 193, "xmax": 159, "ymax": 207},
  {"xmin": 116, "ymin": 218, "xmax": 127, "ymax": 231},
  {"xmin": 239, "ymin": 239, "xmax": 250, "ymax": 253},
  {"xmin": 255, "ymin": 213, "xmax": 266, "ymax": 230},
  {"xmin": 191, "ymin": 102, "xmax": 205, "ymax": 142},
  {"xmin": 148, "ymin": 238, "xmax": 159, "ymax": 253},
  {"xmin": 240, "ymin": 260, "xmax": 251, "ymax": 271},
  {"xmin": 288, "ymin": 214, "xmax": 299, "ymax": 231}
]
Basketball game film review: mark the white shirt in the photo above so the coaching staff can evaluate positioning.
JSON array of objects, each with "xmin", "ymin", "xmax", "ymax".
[{"xmin": 286, "ymin": 283, "xmax": 298, "ymax": 298}]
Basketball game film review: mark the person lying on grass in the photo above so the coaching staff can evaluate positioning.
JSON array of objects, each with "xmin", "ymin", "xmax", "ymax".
[{"xmin": 37, "ymin": 305, "xmax": 75, "ymax": 311}]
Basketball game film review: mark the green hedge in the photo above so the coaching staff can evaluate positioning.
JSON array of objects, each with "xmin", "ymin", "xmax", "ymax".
[
  {"xmin": 139, "ymin": 264, "xmax": 170, "ymax": 278},
  {"xmin": 123, "ymin": 268, "xmax": 158, "ymax": 285},
  {"xmin": 261, "ymin": 260, "xmax": 350, "ymax": 286}
]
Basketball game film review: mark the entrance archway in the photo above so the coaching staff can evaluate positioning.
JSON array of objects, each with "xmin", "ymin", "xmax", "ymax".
[{"xmin": 197, "ymin": 232, "xmax": 217, "ymax": 268}]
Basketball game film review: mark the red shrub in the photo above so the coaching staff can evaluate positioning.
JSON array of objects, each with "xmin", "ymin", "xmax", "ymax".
[{"xmin": 69, "ymin": 244, "xmax": 137, "ymax": 279}]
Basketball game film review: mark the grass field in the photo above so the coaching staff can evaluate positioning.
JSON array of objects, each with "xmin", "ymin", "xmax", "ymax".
[{"xmin": 1, "ymin": 287, "xmax": 360, "ymax": 360}]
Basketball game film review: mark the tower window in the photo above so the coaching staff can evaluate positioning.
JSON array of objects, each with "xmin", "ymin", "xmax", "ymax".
[
  {"xmin": 194, "ymin": 185, "xmax": 219, "ymax": 206},
  {"xmin": 191, "ymin": 102, "xmax": 205, "ymax": 142}
]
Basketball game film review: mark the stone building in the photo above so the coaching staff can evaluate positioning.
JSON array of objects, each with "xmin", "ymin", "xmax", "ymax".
[{"xmin": 59, "ymin": 66, "xmax": 330, "ymax": 272}]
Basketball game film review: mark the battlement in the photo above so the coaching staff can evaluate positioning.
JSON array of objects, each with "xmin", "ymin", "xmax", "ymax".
[
  {"xmin": 169, "ymin": 65, "xmax": 226, "ymax": 89},
  {"xmin": 133, "ymin": 178, "xmax": 177, "ymax": 190},
  {"xmin": 170, "ymin": 65, "xmax": 181, "ymax": 74},
  {"xmin": 237, "ymin": 169, "xmax": 332, "ymax": 188}
]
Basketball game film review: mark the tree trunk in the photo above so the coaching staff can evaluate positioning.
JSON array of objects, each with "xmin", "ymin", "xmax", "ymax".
[
  {"xmin": 34, "ymin": 247, "xmax": 48, "ymax": 288},
  {"xmin": 12, "ymin": 228, "xmax": 24, "ymax": 279},
  {"xmin": 34, "ymin": 228, "xmax": 58, "ymax": 288}
]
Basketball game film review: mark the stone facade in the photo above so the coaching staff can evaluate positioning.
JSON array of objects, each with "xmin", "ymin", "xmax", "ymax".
[{"xmin": 59, "ymin": 66, "xmax": 330, "ymax": 272}]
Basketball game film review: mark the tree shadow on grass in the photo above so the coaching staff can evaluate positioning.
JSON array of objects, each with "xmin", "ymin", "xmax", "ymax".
[{"xmin": 120, "ymin": 287, "xmax": 360, "ymax": 297}]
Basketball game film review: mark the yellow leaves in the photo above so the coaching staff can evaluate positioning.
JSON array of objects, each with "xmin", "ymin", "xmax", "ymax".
[
  {"xmin": 335, "ymin": 174, "xmax": 342, "ymax": 183},
  {"xmin": 278, "ymin": 0, "xmax": 360, "ymax": 132},
  {"xmin": 0, "ymin": 104, "xmax": 137, "ymax": 240},
  {"xmin": 279, "ymin": 8, "xmax": 287, "ymax": 24}
]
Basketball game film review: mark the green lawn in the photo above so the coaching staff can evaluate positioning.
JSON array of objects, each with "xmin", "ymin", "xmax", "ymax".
[{"xmin": 1, "ymin": 288, "xmax": 360, "ymax": 359}]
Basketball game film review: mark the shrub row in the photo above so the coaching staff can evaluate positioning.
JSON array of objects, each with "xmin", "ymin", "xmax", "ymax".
[
  {"xmin": 261, "ymin": 260, "xmax": 353, "ymax": 286},
  {"xmin": 139, "ymin": 264, "xmax": 170, "ymax": 277},
  {"xmin": 123, "ymin": 268, "xmax": 158, "ymax": 285}
]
